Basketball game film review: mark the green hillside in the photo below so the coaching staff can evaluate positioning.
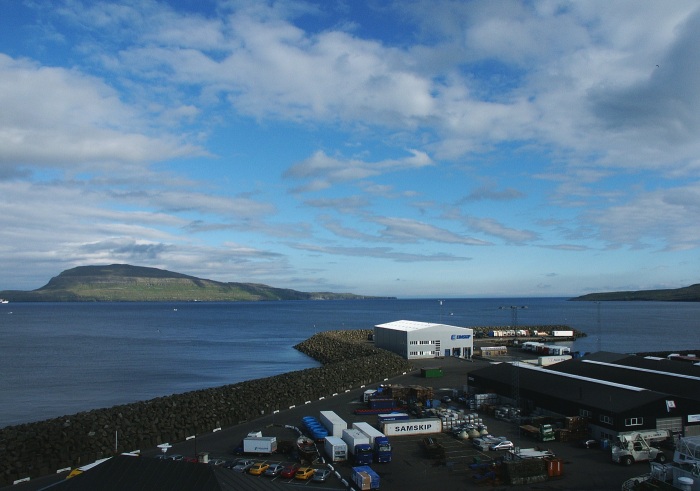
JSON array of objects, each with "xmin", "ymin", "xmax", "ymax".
[
  {"xmin": 570, "ymin": 283, "xmax": 700, "ymax": 302},
  {"xmin": 0, "ymin": 264, "xmax": 392, "ymax": 302}
]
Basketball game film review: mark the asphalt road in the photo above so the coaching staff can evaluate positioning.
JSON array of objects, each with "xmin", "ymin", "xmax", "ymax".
[{"xmin": 5, "ymin": 355, "xmax": 651, "ymax": 491}]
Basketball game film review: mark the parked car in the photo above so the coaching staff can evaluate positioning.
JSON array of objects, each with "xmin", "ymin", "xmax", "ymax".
[
  {"xmin": 441, "ymin": 395, "xmax": 452, "ymax": 403},
  {"xmin": 182, "ymin": 456, "xmax": 198, "ymax": 463},
  {"xmin": 248, "ymin": 462, "xmax": 270, "ymax": 475},
  {"xmin": 491, "ymin": 440, "xmax": 514, "ymax": 451},
  {"xmin": 582, "ymin": 439, "xmax": 599, "ymax": 448},
  {"xmin": 295, "ymin": 467, "xmax": 315, "ymax": 480},
  {"xmin": 208, "ymin": 458, "xmax": 226, "ymax": 466},
  {"xmin": 167, "ymin": 454, "xmax": 184, "ymax": 461},
  {"xmin": 312, "ymin": 468, "xmax": 331, "ymax": 482},
  {"xmin": 264, "ymin": 463, "xmax": 284, "ymax": 477},
  {"xmin": 231, "ymin": 459, "xmax": 255, "ymax": 472},
  {"xmin": 280, "ymin": 463, "xmax": 300, "ymax": 478}
]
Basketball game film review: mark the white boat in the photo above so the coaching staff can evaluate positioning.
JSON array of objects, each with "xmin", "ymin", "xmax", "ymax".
[{"xmin": 0, "ymin": 299, "xmax": 8, "ymax": 304}]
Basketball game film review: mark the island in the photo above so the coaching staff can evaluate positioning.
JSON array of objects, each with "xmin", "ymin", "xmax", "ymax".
[
  {"xmin": 0, "ymin": 264, "xmax": 395, "ymax": 302},
  {"xmin": 570, "ymin": 283, "xmax": 700, "ymax": 302}
]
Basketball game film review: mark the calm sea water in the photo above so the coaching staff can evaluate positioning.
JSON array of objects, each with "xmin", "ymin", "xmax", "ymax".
[{"xmin": 1, "ymin": 298, "xmax": 699, "ymax": 428}]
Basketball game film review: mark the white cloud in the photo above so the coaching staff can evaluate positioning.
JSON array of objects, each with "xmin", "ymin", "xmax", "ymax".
[{"xmin": 0, "ymin": 54, "xmax": 201, "ymax": 169}]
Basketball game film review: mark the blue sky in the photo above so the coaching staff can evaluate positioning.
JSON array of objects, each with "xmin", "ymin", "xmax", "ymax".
[{"xmin": 1, "ymin": 0, "xmax": 700, "ymax": 298}]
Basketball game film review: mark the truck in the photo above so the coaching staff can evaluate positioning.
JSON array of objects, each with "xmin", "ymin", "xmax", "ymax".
[
  {"xmin": 351, "ymin": 465, "xmax": 380, "ymax": 490},
  {"xmin": 320, "ymin": 410, "xmax": 347, "ymax": 438},
  {"xmin": 243, "ymin": 435, "xmax": 277, "ymax": 454},
  {"xmin": 342, "ymin": 428, "xmax": 373, "ymax": 465},
  {"xmin": 381, "ymin": 418, "xmax": 442, "ymax": 437},
  {"xmin": 520, "ymin": 423, "xmax": 555, "ymax": 442},
  {"xmin": 611, "ymin": 430, "xmax": 670, "ymax": 465},
  {"xmin": 540, "ymin": 424, "xmax": 555, "ymax": 442},
  {"xmin": 323, "ymin": 436, "xmax": 348, "ymax": 462},
  {"xmin": 353, "ymin": 422, "xmax": 392, "ymax": 463}
]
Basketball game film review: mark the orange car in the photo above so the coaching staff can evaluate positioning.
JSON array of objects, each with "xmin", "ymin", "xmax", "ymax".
[
  {"xmin": 248, "ymin": 462, "xmax": 270, "ymax": 475},
  {"xmin": 295, "ymin": 467, "xmax": 314, "ymax": 480}
]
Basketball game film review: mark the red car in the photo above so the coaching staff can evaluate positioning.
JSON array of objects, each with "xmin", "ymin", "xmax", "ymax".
[{"xmin": 280, "ymin": 463, "xmax": 300, "ymax": 479}]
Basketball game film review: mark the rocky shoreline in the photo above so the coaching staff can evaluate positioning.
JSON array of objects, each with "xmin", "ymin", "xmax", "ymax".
[{"xmin": 0, "ymin": 329, "xmax": 413, "ymax": 487}]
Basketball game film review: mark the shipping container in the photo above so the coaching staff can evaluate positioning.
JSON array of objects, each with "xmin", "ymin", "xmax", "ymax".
[
  {"xmin": 351, "ymin": 466, "xmax": 380, "ymax": 490},
  {"xmin": 352, "ymin": 422, "xmax": 385, "ymax": 446},
  {"xmin": 421, "ymin": 367, "xmax": 443, "ymax": 378},
  {"xmin": 323, "ymin": 436, "xmax": 347, "ymax": 462},
  {"xmin": 243, "ymin": 436, "xmax": 277, "ymax": 454},
  {"xmin": 377, "ymin": 412, "xmax": 409, "ymax": 424},
  {"xmin": 381, "ymin": 418, "xmax": 442, "ymax": 437},
  {"xmin": 320, "ymin": 410, "xmax": 347, "ymax": 438}
]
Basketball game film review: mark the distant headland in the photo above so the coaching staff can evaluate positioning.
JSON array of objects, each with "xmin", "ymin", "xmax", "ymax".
[
  {"xmin": 570, "ymin": 283, "xmax": 700, "ymax": 302},
  {"xmin": 0, "ymin": 264, "xmax": 396, "ymax": 302}
]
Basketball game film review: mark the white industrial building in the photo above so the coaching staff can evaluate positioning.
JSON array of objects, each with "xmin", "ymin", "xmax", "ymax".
[{"xmin": 374, "ymin": 320, "xmax": 474, "ymax": 360}]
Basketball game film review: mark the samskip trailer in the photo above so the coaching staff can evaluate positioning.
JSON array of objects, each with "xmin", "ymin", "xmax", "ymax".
[{"xmin": 381, "ymin": 418, "xmax": 442, "ymax": 437}]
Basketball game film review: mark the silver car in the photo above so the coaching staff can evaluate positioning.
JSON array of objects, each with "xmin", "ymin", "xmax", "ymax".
[
  {"xmin": 231, "ymin": 459, "xmax": 255, "ymax": 472},
  {"xmin": 312, "ymin": 468, "xmax": 332, "ymax": 482},
  {"xmin": 264, "ymin": 463, "xmax": 284, "ymax": 477}
]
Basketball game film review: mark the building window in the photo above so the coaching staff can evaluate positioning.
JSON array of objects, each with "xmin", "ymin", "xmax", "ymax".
[
  {"xmin": 580, "ymin": 409, "xmax": 592, "ymax": 418},
  {"xmin": 625, "ymin": 417, "xmax": 643, "ymax": 427},
  {"xmin": 420, "ymin": 340, "xmax": 431, "ymax": 345},
  {"xmin": 599, "ymin": 415, "xmax": 614, "ymax": 425},
  {"xmin": 410, "ymin": 340, "xmax": 418, "ymax": 345}
]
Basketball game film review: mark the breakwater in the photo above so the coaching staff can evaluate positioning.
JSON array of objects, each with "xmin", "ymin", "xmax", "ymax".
[{"xmin": 0, "ymin": 330, "xmax": 414, "ymax": 486}]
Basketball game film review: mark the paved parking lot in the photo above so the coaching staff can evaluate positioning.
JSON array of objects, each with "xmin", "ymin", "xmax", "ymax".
[
  {"xmin": 8, "ymin": 355, "xmax": 652, "ymax": 490},
  {"xmin": 183, "ymin": 356, "xmax": 650, "ymax": 490}
]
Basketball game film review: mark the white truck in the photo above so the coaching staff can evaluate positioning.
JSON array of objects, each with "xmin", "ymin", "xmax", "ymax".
[
  {"xmin": 243, "ymin": 435, "xmax": 277, "ymax": 454},
  {"xmin": 611, "ymin": 429, "xmax": 670, "ymax": 466},
  {"xmin": 320, "ymin": 410, "xmax": 347, "ymax": 438},
  {"xmin": 342, "ymin": 428, "xmax": 370, "ymax": 456}
]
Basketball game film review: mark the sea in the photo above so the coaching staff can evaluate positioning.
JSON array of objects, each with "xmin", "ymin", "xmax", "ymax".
[{"xmin": 1, "ymin": 298, "xmax": 699, "ymax": 429}]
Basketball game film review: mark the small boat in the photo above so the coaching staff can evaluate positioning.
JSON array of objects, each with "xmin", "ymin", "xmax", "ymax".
[
  {"xmin": 0, "ymin": 299, "xmax": 8, "ymax": 304},
  {"xmin": 296, "ymin": 435, "xmax": 318, "ymax": 462}
]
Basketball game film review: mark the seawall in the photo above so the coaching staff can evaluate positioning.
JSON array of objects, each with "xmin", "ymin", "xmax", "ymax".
[{"xmin": 0, "ymin": 330, "xmax": 413, "ymax": 486}]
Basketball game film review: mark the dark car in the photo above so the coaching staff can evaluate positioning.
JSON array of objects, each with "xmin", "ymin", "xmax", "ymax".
[{"xmin": 582, "ymin": 439, "xmax": 599, "ymax": 448}]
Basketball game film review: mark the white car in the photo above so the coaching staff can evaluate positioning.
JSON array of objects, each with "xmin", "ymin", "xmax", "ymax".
[{"xmin": 491, "ymin": 440, "xmax": 514, "ymax": 451}]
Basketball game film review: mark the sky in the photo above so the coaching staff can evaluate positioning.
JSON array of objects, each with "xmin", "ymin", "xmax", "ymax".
[{"xmin": 1, "ymin": 0, "xmax": 700, "ymax": 298}]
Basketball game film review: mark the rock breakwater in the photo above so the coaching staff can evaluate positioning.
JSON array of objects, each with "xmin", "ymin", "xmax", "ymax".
[{"xmin": 0, "ymin": 330, "xmax": 413, "ymax": 486}]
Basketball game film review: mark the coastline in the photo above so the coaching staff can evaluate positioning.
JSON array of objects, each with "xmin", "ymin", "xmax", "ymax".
[
  {"xmin": 0, "ymin": 330, "xmax": 412, "ymax": 487},
  {"xmin": 0, "ymin": 326, "xmax": 586, "ymax": 486}
]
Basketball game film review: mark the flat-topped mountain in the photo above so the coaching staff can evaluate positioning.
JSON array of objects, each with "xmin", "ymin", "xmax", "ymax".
[
  {"xmin": 570, "ymin": 283, "xmax": 700, "ymax": 302},
  {"xmin": 0, "ymin": 264, "xmax": 393, "ymax": 302}
]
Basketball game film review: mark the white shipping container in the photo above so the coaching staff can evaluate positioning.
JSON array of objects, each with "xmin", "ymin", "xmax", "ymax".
[
  {"xmin": 352, "ymin": 422, "xmax": 385, "ymax": 446},
  {"xmin": 324, "ymin": 436, "xmax": 347, "ymax": 462},
  {"xmin": 320, "ymin": 410, "xmax": 347, "ymax": 438},
  {"xmin": 243, "ymin": 436, "xmax": 277, "ymax": 454},
  {"xmin": 381, "ymin": 418, "xmax": 442, "ymax": 437}
]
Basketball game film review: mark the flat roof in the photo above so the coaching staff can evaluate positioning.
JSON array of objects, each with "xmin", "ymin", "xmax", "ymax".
[{"xmin": 375, "ymin": 320, "xmax": 469, "ymax": 332}]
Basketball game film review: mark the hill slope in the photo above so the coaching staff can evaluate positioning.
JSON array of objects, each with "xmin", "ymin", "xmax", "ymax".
[
  {"xmin": 0, "ymin": 264, "xmax": 392, "ymax": 302},
  {"xmin": 570, "ymin": 283, "xmax": 700, "ymax": 302}
]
